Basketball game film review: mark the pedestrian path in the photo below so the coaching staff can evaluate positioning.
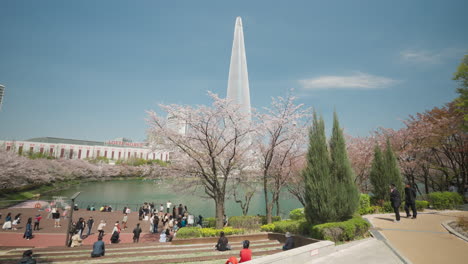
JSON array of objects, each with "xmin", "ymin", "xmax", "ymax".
[
  {"xmin": 306, "ymin": 238, "xmax": 402, "ymax": 264},
  {"xmin": 365, "ymin": 210, "xmax": 468, "ymax": 264}
]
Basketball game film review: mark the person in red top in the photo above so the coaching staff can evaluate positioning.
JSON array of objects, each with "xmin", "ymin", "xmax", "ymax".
[
  {"xmin": 239, "ymin": 240, "xmax": 252, "ymax": 263},
  {"xmin": 225, "ymin": 256, "xmax": 238, "ymax": 264}
]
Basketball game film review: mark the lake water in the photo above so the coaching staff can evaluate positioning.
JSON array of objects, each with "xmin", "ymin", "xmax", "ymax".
[{"xmin": 43, "ymin": 179, "xmax": 302, "ymax": 219}]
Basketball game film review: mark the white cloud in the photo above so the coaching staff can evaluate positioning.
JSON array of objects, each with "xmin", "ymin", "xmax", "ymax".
[
  {"xmin": 400, "ymin": 48, "xmax": 465, "ymax": 64},
  {"xmin": 299, "ymin": 72, "xmax": 397, "ymax": 90}
]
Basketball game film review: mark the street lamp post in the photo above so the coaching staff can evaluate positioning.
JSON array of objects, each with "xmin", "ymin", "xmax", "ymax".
[{"xmin": 65, "ymin": 192, "xmax": 81, "ymax": 247}]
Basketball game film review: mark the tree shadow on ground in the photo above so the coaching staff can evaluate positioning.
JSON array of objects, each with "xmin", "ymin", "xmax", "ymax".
[{"xmin": 375, "ymin": 217, "xmax": 395, "ymax": 222}]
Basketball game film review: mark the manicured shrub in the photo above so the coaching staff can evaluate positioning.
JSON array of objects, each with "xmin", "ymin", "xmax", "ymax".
[
  {"xmin": 310, "ymin": 215, "xmax": 370, "ymax": 242},
  {"xmin": 176, "ymin": 227, "xmax": 245, "ymax": 239},
  {"xmin": 382, "ymin": 201, "xmax": 394, "ymax": 213},
  {"xmin": 289, "ymin": 208, "xmax": 305, "ymax": 220},
  {"xmin": 358, "ymin": 194, "xmax": 373, "ymax": 215},
  {"xmin": 428, "ymin": 192, "xmax": 463, "ymax": 209},
  {"xmin": 260, "ymin": 223, "xmax": 275, "ymax": 232},
  {"xmin": 415, "ymin": 200, "xmax": 429, "ymax": 211},
  {"xmin": 228, "ymin": 216, "xmax": 262, "ymax": 229},
  {"xmin": 204, "ymin": 217, "xmax": 216, "ymax": 228},
  {"xmin": 259, "ymin": 215, "xmax": 281, "ymax": 225},
  {"xmin": 260, "ymin": 219, "xmax": 309, "ymax": 235}
]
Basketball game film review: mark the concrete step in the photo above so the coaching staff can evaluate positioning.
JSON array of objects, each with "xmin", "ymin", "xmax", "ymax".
[
  {"xmin": 1, "ymin": 247, "xmax": 282, "ymax": 264},
  {"xmin": 0, "ymin": 240, "xmax": 281, "ymax": 259}
]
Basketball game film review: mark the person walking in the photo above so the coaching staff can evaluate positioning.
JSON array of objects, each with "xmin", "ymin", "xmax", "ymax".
[
  {"xmin": 91, "ymin": 236, "xmax": 105, "ymax": 258},
  {"xmin": 2, "ymin": 212, "xmax": 12, "ymax": 230},
  {"xmin": 97, "ymin": 220, "xmax": 106, "ymax": 237},
  {"xmin": 239, "ymin": 240, "xmax": 252, "ymax": 263},
  {"xmin": 166, "ymin": 200, "xmax": 172, "ymax": 213},
  {"xmin": 153, "ymin": 215, "xmax": 159, "ymax": 234},
  {"xmin": 87, "ymin": 217, "xmax": 94, "ymax": 236},
  {"xmin": 33, "ymin": 215, "xmax": 42, "ymax": 231},
  {"xmin": 404, "ymin": 183, "xmax": 417, "ymax": 219},
  {"xmin": 12, "ymin": 213, "xmax": 21, "ymax": 230},
  {"xmin": 23, "ymin": 218, "xmax": 33, "ymax": 240},
  {"xmin": 122, "ymin": 213, "xmax": 128, "ymax": 230},
  {"xmin": 390, "ymin": 183, "xmax": 401, "ymax": 222},
  {"xmin": 75, "ymin": 218, "xmax": 85, "ymax": 238},
  {"xmin": 133, "ymin": 223, "xmax": 142, "ymax": 243}
]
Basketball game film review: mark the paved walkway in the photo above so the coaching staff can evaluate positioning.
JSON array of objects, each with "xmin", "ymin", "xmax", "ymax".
[
  {"xmin": 306, "ymin": 238, "xmax": 402, "ymax": 264},
  {"xmin": 365, "ymin": 210, "xmax": 468, "ymax": 264}
]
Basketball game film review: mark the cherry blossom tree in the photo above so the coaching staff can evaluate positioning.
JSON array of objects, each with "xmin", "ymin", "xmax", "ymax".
[
  {"xmin": 254, "ymin": 92, "xmax": 310, "ymax": 223},
  {"xmin": 146, "ymin": 92, "xmax": 252, "ymax": 228}
]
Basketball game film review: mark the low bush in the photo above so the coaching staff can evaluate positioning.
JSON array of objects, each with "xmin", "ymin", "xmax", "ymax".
[
  {"xmin": 310, "ymin": 215, "xmax": 370, "ymax": 242},
  {"xmin": 259, "ymin": 215, "xmax": 282, "ymax": 225},
  {"xmin": 358, "ymin": 194, "xmax": 373, "ymax": 215},
  {"xmin": 289, "ymin": 208, "xmax": 305, "ymax": 220},
  {"xmin": 176, "ymin": 226, "xmax": 245, "ymax": 239},
  {"xmin": 229, "ymin": 216, "xmax": 262, "ymax": 229},
  {"xmin": 428, "ymin": 192, "xmax": 463, "ymax": 210},
  {"xmin": 415, "ymin": 200, "xmax": 429, "ymax": 211},
  {"xmin": 260, "ymin": 219, "xmax": 309, "ymax": 235},
  {"xmin": 204, "ymin": 217, "xmax": 216, "ymax": 228}
]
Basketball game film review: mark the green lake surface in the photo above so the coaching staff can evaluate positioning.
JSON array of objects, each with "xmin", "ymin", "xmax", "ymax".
[{"xmin": 44, "ymin": 179, "xmax": 302, "ymax": 218}]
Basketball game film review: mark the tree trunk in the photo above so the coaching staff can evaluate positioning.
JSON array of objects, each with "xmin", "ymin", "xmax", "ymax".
[
  {"xmin": 275, "ymin": 197, "xmax": 280, "ymax": 216},
  {"xmin": 263, "ymin": 172, "xmax": 272, "ymax": 224},
  {"xmin": 214, "ymin": 196, "xmax": 225, "ymax": 229}
]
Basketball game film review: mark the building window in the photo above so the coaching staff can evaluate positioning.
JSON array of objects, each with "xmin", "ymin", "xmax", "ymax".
[
  {"xmin": 160, "ymin": 153, "xmax": 163, "ymax": 160},
  {"xmin": 29, "ymin": 146, "xmax": 34, "ymax": 153},
  {"xmin": 96, "ymin": 150, "xmax": 100, "ymax": 157},
  {"xmin": 69, "ymin": 149, "xmax": 73, "ymax": 159},
  {"xmin": 118, "ymin": 152, "xmax": 121, "ymax": 159},
  {"xmin": 104, "ymin": 151, "xmax": 108, "ymax": 158},
  {"xmin": 152, "ymin": 153, "xmax": 155, "ymax": 160},
  {"xmin": 128, "ymin": 152, "xmax": 130, "ymax": 159},
  {"xmin": 134, "ymin": 152, "xmax": 137, "ymax": 157},
  {"xmin": 140, "ymin": 153, "xmax": 143, "ymax": 159},
  {"xmin": 39, "ymin": 147, "xmax": 44, "ymax": 154},
  {"xmin": 18, "ymin": 146, "xmax": 23, "ymax": 155},
  {"xmin": 60, "ymin": 148, "xmax": 65, "ymax": 158},
  {"xmin": 49, "ymin": 148, "xmax": 54, "ymax": 156},
  {"xmin": 86, "ymin": 150, "xmax": 90, "ymax": 158},
  {"xmin": 6, "ymin": 146, "xmax": 11, "ymax": 151},
  {"xmin": 78, "ymin": 149, "xmax": 82, "ymax": 159},
  {"xmin": 166, "ymin": 154, "xmax": 168, "ymax": 161}
]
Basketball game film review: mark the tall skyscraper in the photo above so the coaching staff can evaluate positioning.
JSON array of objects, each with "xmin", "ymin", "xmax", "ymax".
[{"xmin": 227, "ymin": 17, "xmax": 251, "ymax": 121}]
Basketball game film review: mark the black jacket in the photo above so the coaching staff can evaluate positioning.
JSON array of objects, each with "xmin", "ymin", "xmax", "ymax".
[
  {"xmin": 283, "ymin": 237, "xmax": 295, "ymax": 250},
  {"xmin": 390, "ymin": 188, "xmax": 401, "ymax": 207},
  {"xmin": 404, "ymin": 187, "xmax": 416, "ymax": 203},
  {"xmin": 216, "ymin": 236, "xmax": 229, "ymax": 251}
]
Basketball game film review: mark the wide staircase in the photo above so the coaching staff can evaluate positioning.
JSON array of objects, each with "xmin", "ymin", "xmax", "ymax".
[{"xmin": 0, "ymin": 234, "xmax": 283, "ymax": 264}]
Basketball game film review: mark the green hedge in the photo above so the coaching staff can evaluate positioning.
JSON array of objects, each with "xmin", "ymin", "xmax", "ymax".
[
  {"xmin": 229, "ymin": 216, "xmax": 262, "ymax": 229},
  {"xmin": 204, "ymin": 217, "xmax": 216, "ymax": 228},
  {"xmin": 310, "ymin": 215, "xmax": 370, "ymax": 242},
  {"xmin": 428, "ymin": 192, "xmax": 463, "ymax": 209},
  {"xmin": 358, "ymin": 194, "xmax": 373, "ymax": 215},
  {"xmin": 259, "ymin": 215, "xmax": 282, "ymax": 224},
  {"xmin": 289, "ymin": 208, "xmax": 305, "ymax": 220},
  {"xmin": 176, "ymin": 227, "xmax": 245, "ymax": 239},
  {"xmin": 260, "ymin": 219, "xmax": 309, "ymax": 235}
]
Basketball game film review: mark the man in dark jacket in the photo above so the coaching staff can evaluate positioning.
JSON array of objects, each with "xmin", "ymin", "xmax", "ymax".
[
  {"xmin": 215, "ymin": 231, "xmax": 231, "ymax": 251},
  {"xmin": 133, "ymin": 223, "xmax": 142, "ymax": 243},
  {"xmin": 283, "ymin": 232, "xmax": 294, "ymax": 250},
  {"xmin": 87, "ymin": 217, "xmax": 94, "ymax": 236},
  {"xmin": 19, "ymin": 250, "xmax": 36, "ymax": 264},
  {"xmin": 404, "ymin": 183, "xmax": 417, "ymax": 219},
  {"xmin": 91, "ymin": 236, "xmax": 105, "ymax": 257},
  {"xmin": 390, "ymin": 183, "xmax": 401, "ymax": 222}
]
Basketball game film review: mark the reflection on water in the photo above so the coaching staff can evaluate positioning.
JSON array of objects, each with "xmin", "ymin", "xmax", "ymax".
[{"xmin": 43, "ymin": 179, "xmax": 302, "ymax": 218}]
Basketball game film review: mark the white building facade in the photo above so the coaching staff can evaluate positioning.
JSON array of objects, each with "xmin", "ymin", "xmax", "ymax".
[{"xmin": 0, "ymin": 137, "xmax": 170, "ymax": 162}]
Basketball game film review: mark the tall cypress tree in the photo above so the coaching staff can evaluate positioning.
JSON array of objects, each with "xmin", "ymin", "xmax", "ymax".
[
  {"xmin": 369, "ymin": 145, "xmax": 388, "ymax": 201},
  {"xmin": 383, "ymin": 138, "xmax": 403, "ymax": 194},
  {"xmin": 329, "ymin": 112, "xmax": 359, "ymax": 220},
  {"xmin": 303, "ymin": 112, "xmax": 336, "ymax": 224}
]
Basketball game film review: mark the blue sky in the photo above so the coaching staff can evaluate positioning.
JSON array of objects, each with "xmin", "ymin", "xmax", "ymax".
[{"xmin": 0, "ymin": 0, "xmax": 466, "ymax": 142}]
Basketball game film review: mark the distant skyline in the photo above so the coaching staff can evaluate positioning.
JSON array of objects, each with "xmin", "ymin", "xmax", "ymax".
[{"xmin": 0, "ymin": 0, "xmax": 467, "ymax": 142}]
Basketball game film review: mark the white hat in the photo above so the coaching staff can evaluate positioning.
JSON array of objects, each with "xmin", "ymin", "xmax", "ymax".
[{"xmin": 285, "ymin": 232, "xmax": 291, "ymax": 238}]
